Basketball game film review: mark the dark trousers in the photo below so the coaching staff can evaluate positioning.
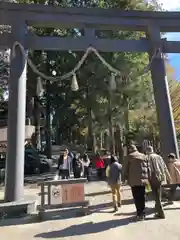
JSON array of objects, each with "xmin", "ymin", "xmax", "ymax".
[
  {"xmin": 150, "ymin": 183, "xmax": 164, "ymax": 217},
  {"xmin": 58, "ymin": 169, "xmax": 69, "ymax": 179},
  {"xmin": 131, "ymin": 185, "xmax": 146, "ymax": 217},
  {"xmin": 97, "ymin": 168, "xmax": 104, "ymax": 180},
  {"xmin": 84, "ymin": 166, "xmax": 90, "ymax": 181},
  {"xmin": 74, "ymin": 169, "xmax": 81, "ymax": 178}
]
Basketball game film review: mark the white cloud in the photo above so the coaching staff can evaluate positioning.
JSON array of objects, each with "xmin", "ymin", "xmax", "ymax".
[{"xmin": 158, "ymin": 0, "xmax": 180, "ymax": 10}]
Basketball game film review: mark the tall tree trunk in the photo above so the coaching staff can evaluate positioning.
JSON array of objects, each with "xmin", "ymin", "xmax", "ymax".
[
  {"xmin": 44, "ymin": 0, "xmax": 55, "ymax": 158},
  {"xmin": 87, "ymin": 106, "xmax": 94, "ymax": 151},
  {"xmin": 26, "ymin": 96, "xmax": 33, "ymax": 123},
  {"xmin": 114, "ymin": 124, "xmax": 124, "ymax": 163},
  {"xmin": 45, "ymin": 56, "xmax": 52, "ymax": 159},
  {"xmin": 100, "ymin": 130, "xmax": 103, "ymax": 149},
  {"xmin": 108, "ymin": 88, "xmax": 115, "ymax": 154},
  {"xmin": 104, "ymin": 131, "xmax": 109, "ymax": 150},
  {"xmin": 86, "ymin": 84, "xmax": 95, "ymax": 152},
  {"xmin": 34, "ymin": 95, "xmax": 41, "ymax": 151},
  {"xmin": 124, "ymin": 95, "xmax": 130, "ymax": 150},
  {"xmin": 45, "ymin": 80, "xmax": 52, "ymax": 158}
]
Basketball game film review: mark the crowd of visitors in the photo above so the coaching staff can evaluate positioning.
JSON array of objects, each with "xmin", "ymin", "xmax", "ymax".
[
  {"xmin": 109, "ymin": 144, "xmax": 179, "ymax": 221},
  {"xmin": 56, "ymin": 148, "xmax": 107, "ymax": 181},
  {"xmin": 56, "ymin": 145, "xmax": 180, "ymax": 221}
]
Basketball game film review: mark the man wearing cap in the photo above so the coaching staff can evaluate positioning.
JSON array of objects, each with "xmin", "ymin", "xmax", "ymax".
[
  {"xmin": 123, "ymin": 145, "xmax": 148, "ymax": 221},
  {"xmin": 146, "ymin": 146, "xmax": 171, "ymax": 219}
]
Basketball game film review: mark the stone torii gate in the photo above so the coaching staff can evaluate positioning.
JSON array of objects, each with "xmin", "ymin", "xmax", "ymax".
[{"xmin": 0, "ymin": 2, "xmax": 180, "ymax": 203}]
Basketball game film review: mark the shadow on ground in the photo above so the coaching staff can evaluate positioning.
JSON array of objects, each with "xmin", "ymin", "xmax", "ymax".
[
  {"xmin": 0, "ymin": 199, "xmax": 135, "ymax": 227},
  {"xmin": 34, "ymin": 217, "xmax": 135, "ymax": 238},
  {"xmin": 1, "ymin": 201, "xmax": 177, "ymax": 228},
  {"xmin": 0, "ymin": 208, "xmax": 85, "ymax": 227},
  {"xmin": 163, "ymin": 203, "xmax": 180, "ymax": 211},
  {"xmin": 0, "ymin": 214, "xmax": 38, "ymax": 227},
  {"xmin": 85, "ymin": 190, "xmax": 111, "ymax": 197},
  {"xmin": 90, "ymin": 199, "xmax": 133, "ymax": 212}
]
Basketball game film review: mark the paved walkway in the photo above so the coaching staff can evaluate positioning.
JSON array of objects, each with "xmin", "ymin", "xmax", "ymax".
[{"xmin": 1, "ymin": 182, "xmax": 180, "ymax": 240}]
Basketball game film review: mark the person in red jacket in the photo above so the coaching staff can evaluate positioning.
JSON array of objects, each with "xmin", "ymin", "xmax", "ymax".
[{"xmin": 95, "ymin": 152, "xmax": 105, "ymax": 180}]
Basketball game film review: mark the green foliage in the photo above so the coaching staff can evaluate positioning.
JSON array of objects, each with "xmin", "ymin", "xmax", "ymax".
[{"xmin": 0, "ymin": 50, "xmax": 9, "ymax": 99}]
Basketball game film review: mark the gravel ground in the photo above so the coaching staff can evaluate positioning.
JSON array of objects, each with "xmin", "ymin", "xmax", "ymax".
[{"xmin": 1, "ymin": 183, "xmax": 180, "ymax": 240}]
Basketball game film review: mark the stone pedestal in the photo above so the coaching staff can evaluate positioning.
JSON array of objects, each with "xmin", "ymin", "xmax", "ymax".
[{"xmin": 0, "ymin": 200, "xmax": 36, "ymax": 219}]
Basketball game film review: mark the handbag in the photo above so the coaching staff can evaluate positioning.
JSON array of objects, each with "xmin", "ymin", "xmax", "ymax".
[
  {"xmin": 145, "ymin": 181, "xmax": 151, "ymax": 193},
  {"xmin": 106, "ymin": 165, "xmax": 110, "ymax": 178}
]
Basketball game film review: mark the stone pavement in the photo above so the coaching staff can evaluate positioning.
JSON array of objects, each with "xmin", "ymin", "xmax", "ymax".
[{"xmin": 1, "ymin": 182, "xmax": 180, "ymax": 240}]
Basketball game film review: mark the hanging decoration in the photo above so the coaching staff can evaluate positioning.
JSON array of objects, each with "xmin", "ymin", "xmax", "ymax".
[
  {"xmin": 109, "ymin": 73, "xmax": 117, "ymax": 91},
  {"xmin": 71, "ymin": 73, "xmax": 79, "ymax": 91},
  {"xmin": 8, "ymin": 41, "xmax": 159, "ymax": 92}
]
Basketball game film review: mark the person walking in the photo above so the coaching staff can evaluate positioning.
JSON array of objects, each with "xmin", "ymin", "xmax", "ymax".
[
  {"xmin": 123, "ymin": 145, "xmax": 148, "ymax": 221},
  {"xmin": 72, "ymin": 153, "xmax": 82, "ymax": 178},
  {"xmin": 95, "ymin": 153, "xmax": 105, "ymax": 180},
  {"xmin": 146, "ymin": 146, "xmax": 171, "ymax": 219},
  {"xmin": 57, "ymin": 148, "xmax": 72, "ymax": 179},
  {"xmin": 107, "ymin": 155, "xmax": 122, "ymax": 212},
  {"xmin": 167, "ymin": 153, "xmax": 180, "ymax": 204},
  {"xmin": 82, "ymin": 153, "xmax": 91, "ymax": 181}
]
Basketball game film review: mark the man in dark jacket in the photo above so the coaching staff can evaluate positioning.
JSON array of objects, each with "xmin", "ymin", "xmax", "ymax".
[{"xmin": 123, "ymin": 145, "xmax": 148, "ymax": 221}]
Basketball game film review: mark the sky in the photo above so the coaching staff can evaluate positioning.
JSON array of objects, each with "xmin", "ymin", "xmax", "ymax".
[
  {"xmin": 158, "ymin": 0, "xmax": 180, "ymax": 10},
  {"xmin": 158, "ymin": 0, "xmax": 180, "ymax": 79}
]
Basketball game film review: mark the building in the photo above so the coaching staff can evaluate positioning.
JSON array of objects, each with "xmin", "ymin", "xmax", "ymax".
[{"xmin": 0, "ymin": 101, "xmax": 35, "ymax": 154}]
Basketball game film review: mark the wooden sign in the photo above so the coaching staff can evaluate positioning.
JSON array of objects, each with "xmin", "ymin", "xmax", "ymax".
[
  {"xmin": 51, "ymin": 185, "xmax": 63, "ymax": 205},
  {"xmin": 62, "ymin": 184, "xmax": 84, "ymax": 204}
]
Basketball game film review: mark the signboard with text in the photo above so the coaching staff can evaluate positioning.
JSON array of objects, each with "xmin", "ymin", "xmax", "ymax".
[
  {"xmin": 62, "ymin": 184, "xmax": 84, "ymax": 204},
  {"xmin": 50, "ymin": 184, "xmax": 85, "ymax": 205}
]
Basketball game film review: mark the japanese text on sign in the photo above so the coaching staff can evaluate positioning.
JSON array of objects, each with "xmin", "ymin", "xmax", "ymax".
[{"xmin": 62, "ymin": 184, "xmax": 84, "ymax": 203}]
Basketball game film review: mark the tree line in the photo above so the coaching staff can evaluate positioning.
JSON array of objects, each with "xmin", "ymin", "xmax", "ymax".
[{"xmin": 1, "ymin": 0, "xmax": 180, "ymax": 157}]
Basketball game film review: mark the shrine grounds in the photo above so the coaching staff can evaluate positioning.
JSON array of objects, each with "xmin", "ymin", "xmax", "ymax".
[{"xmin": 1, "ymin": 182, "xmax": 180, "ymax": 240}]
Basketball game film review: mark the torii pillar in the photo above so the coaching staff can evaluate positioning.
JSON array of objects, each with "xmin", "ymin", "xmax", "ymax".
[
  {"xmin": 148, "ymin": 25, "xmax": 179, "ymax": 161},
  {"xmin": 4, "ymin": 21, "xmax": 27, "ymax": 202}
]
